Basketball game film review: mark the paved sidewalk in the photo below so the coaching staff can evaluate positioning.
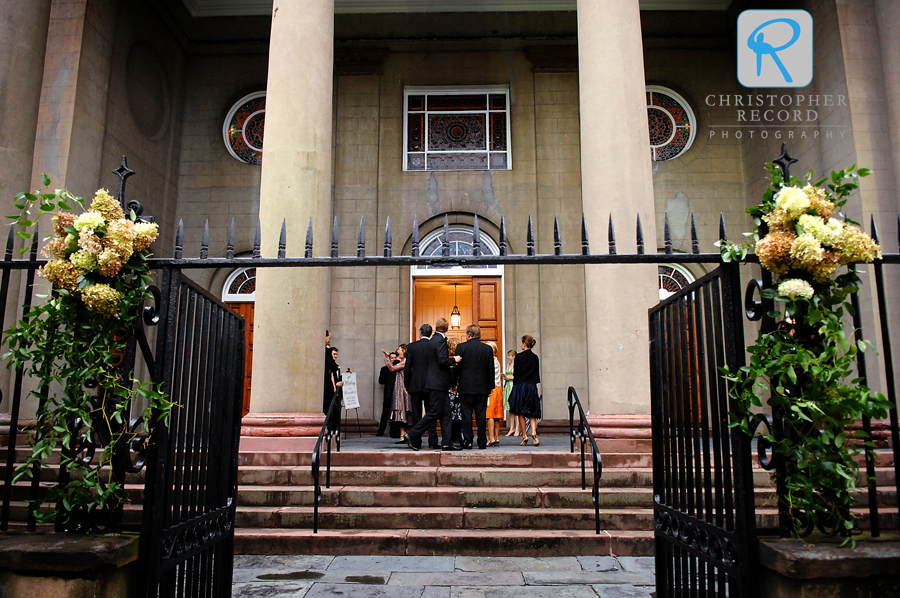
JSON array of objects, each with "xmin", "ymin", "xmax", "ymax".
[{"xmin": 233, "ymin": 555, "xmax": 655, "ymax": 597}]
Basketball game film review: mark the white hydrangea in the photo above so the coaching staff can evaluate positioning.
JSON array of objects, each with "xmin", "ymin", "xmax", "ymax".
[
  {"xmin": 777, "ymin": 278, "xmax": 815, "ymax": 300},
  {"xmin": 72, "ymin": 211, "xmax": 105, "ymax": 233},
  {"xmin": 774, "ymin": 186, "xmax": 811, "ymax": 220}
]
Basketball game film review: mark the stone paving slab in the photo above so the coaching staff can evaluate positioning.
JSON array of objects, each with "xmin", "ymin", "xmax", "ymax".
[
  {"xmin": 305, "ymin": 584, "xmax": 430, "ymax": 597},
  {"xmin": 451, "ymin": 586, "xmax": 600, "ymax": 598},
  {"xmin": 388, "ymin": 572, "xmax": 524, "ymax": 586},
  {"xmin": 575, "ymin": 556, "xmax": 620, "ymax": 572},
  {"xmin": 591, "ymin": 585, "xmax": 653, "ymax": 597},
  {"xmin": 232, "ymin": 581, "xmax": 312, "ymax": 597},
  {"xmin": 329, "ymin": 555, "xmax": 456, "ymax": 572},
  {"xmin": 524, "ymin": 571, "xmax": 653, "ymax": 586},
  {"xmin": 455, "ymin": 556, "xmax": 582, "ymax": 572},
  {"xmin": 616, "ymin": 557, "xmax": 655, "ymax": 575}
]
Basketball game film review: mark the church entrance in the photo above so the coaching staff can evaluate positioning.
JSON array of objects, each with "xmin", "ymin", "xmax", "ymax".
[{"xmin": 411, "ymin": 276, "xmax": 502, "ymax": 354}]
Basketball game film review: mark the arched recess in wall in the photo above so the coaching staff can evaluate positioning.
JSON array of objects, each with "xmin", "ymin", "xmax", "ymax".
[
  {"xmin": 223, "ymin": 267, "xmax": 255, "ymax": 415},
  {"xmin": 410, "ymin": 222, "xmax": 506, "ymax": 356}
]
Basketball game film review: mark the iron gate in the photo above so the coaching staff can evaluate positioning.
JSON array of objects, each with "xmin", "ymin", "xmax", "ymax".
[
  {"xmin": 137, "ymin": 268, "xmax": 245, "ymax": 597},
  {"xmin": 648, "ymin": 262, "xmax": 758, "ymax": 597}
]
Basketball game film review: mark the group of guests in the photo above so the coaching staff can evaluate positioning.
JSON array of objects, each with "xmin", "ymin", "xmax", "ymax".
[{"xmin": 378, "ymin": 318, "xmax": 542, "ymax": 450}]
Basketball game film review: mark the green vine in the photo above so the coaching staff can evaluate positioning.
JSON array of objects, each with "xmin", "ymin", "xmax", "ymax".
[
  {"xmin": 3, "ymin": 176, "xmax": 173, "ymax": 532},
  {"xmin": 721, "ymin": 163, "xmax": 890, "ymax": 545}
]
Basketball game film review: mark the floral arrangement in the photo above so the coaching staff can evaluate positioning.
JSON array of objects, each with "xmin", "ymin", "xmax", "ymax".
[
  {"xmin": 720, "ymin": 164, "xmax": 891, "ymax": 544},
  {"xmin": 4, "ymin": 177, "xmax": 171, "ymax": 532}
]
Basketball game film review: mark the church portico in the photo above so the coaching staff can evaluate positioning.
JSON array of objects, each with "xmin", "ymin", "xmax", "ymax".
[{"xmin": 3, "ymin": 0, "xmax": 897, "ymax": 434}]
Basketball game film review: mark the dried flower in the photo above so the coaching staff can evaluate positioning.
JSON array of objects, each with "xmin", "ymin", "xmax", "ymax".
[
  {"xmin": 89, "ymin": 189, "xmax": 124, "ymax": 221},
  {"xmin": 40, "ymin": 259, "xmax": 83, "ymax": 291},
  {"xmin": 104, "ymin": 219, "xmax": 137, "ymax": 262},
  {"xmin": 777, "ymin": 278, "xmax": 815, "ymax": 300},
  {"xmin": 774, "ymin": 186, "xmax": 811, "ymax": 220},
  {"xmin": 836, "ymin": 225, "xmax": 881, "ymax": 264},
  {"xmin": 52, "ymin": 212, "xmax": 76, "ymax": 236},
  {"xmin": 72, "ymin": 211, "xmax": 104, "ymax": 234},
  {"xmin": 77, "ymin": 230, "xmax": 103, "ymax": 257},
  {"xmin": 810, "ymin": 251, "xmax": 841, "ymax": 282},
  {"xmin": 763, "ymin": 208, "xmax": 794, "ymax": 232},
  {"xmin": 797, "ymin": 214, "xmax": 842, "ymax": 247},
  {"xmin": 790, "ymin": 234, "xmax": 825, "ymax": 271},
  {"xmin": 41, "ymin": 236, "xmax": 69, "ymax": 259},
  {"xmin": 756, "ymin": 230, "xmax": 796, "ymax": 275},
  {"xmin": 69, "ymin": 249, "xmax": 97, "ymax": 271},
  {"xmin": 97, "ymin": 249, "xmax": 123, "ymax": 277},
  {"xmin": 803, "ymin": 184, "xmax": 835, "ymax": 220},
  {"xmin": 81, "ymin": 283, "xmax": 122, "ymax": 318},
  {"xmin": 132, "ymin": 221, "xmax": 159, "ymax": 252}
]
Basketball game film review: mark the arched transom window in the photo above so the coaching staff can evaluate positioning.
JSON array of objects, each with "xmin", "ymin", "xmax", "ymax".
[
  {"xmin": 414, "ymin": 224, "xmax": 502, "ymax": 274},
  {"xmin": 223, "ymin": 267, "xmax": 256, "ymax": 302},
  {"xmin": 658, "ymin": 264, "xmax": 694, "ymax": 301}
]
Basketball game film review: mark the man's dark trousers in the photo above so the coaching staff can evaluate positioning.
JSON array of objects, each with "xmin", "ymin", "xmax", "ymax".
[
  {"xmin": 459, "ymin": 393, "xmax": 489, "ymax": 449},
  {"xmin": 410, "ymin": 391, "xmax": 439, "ymax": 448},
  {"xmin": 407, "ymin": 389, "xmax": 452, "ymax": 449}
]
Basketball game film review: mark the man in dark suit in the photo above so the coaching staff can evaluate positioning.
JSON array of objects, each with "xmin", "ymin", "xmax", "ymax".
[
  {"xmin": 404, "ymin": 318, "xmax": 461, "ymax": 451},
  {"xmin": 376, "ymin": 352, "xmax": 397, "ymax": 437},
  {"xmin": 403, "ymin": 323, "xmax": 439, "ymax": 449},
  {"xmin": 452, "ymin": 324, "xmax": 495, "ymax": 450}
]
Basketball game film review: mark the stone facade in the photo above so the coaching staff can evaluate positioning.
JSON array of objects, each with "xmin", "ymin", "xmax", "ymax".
[{"xmin": 1, "ymin": 0, "xmax": 898, "ymax": 424}]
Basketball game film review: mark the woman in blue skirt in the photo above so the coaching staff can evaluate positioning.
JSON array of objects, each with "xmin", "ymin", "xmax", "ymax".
[{"xmin": 508, "ymin": 334, "xmax": 541, "ymax": 446}]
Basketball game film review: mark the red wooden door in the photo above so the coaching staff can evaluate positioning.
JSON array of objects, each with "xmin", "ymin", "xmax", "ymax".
[{"xmin": 226, "ymin": 302, "xmax": 254, "ymax": 416}]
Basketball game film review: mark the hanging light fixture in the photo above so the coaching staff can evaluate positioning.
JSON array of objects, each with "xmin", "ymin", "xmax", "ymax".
[{"xmin": 450, "ymin": 283, "xmax": 461, "ymax": 329}]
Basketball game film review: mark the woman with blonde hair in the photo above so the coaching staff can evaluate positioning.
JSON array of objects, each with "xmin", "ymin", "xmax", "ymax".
[
  {"xmin": 483, "ymin": 341, "xmax": 504, "ymax": 446},
  {"xmin": 502, "ymin": 349, "xmax": 517, "ymax": 437}
]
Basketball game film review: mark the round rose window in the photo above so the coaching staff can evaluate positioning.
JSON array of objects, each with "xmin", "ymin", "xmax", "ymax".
[
  {"xmin": 646, "ymin": 86, "xmax": 696, "ymax": 161},
  {"xmin": 223, "ymin": 91, "xmax": 266, "ymax": 165}
]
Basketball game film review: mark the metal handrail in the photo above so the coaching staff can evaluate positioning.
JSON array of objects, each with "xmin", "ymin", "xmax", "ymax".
[
  {"xmin": 567, "ymin": 386, "xmax": 603, "ymax": 534},
  {"xmin": 311, "ymin": 390, "xmax": 342, "ymax": 533}
]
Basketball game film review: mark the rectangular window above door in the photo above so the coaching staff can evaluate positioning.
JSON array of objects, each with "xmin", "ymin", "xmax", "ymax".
[{"xmin": 404, "ymin": 86, "xmax": 511, "ymax": 172}]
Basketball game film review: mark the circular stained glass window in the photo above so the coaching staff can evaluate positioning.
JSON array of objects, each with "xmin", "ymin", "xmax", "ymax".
[
  {"xmin": 646, "ymin": 86, "xmax": 696, "ymax": 162},
  {"xmin": 223, "ymin": 91, "xmax": 266, "ymax": 165}
]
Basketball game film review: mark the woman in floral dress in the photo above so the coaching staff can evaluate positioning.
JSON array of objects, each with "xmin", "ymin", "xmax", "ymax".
[{"xmin": 382, "ymin": 344, "xmax": 413, "ymax": 437}]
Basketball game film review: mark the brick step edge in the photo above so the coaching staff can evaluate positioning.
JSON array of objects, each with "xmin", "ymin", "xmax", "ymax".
[{"xmin": 233, "ymin": 528, "xmax": 655, "ymax": 557}]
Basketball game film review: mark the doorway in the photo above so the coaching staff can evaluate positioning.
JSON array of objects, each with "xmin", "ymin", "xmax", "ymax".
[{"xmin": 412, "ymin": 276, "xmax": 502, "ymax": 355}]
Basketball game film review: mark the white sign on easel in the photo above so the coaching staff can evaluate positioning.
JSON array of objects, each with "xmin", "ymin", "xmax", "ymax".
[{"xmin": 342, "ymin": 372, "xmax": 360, "ymax": 409}]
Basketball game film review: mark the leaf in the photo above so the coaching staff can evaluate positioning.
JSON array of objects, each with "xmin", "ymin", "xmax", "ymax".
[
  {"xmin": 41, "ymin": 173, "xmax": 50, "ymax": 186},
  {"xmin": 786, "ymin": 366, "xmax": 797, "ymax": 385}
]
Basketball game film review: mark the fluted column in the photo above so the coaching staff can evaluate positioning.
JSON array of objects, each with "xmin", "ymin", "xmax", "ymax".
[
  {"xmin": 577, "ymin": 0, "xmax": 658, "ymax": 414},
  {"xmin": 251, "ymin": 1, "xmax": 335, "ymax": 415}
]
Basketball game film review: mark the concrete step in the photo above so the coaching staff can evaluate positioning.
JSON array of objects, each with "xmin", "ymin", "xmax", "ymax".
[
  {"xmin": 233, "ymin": 528, "xmax": 656, "ymax": 556},
  {"xmin": 238, "ymin": 450, "xmax": 653, "ymax": 469},
  {"xmin": 235, "ymin": 506, "xmax": 655, "ymax": 531}
]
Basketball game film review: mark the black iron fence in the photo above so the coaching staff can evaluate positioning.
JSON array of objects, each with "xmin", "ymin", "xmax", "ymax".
[{"xmin": 0, "ymin": 149, "xmax": 897, "ymax": 598}]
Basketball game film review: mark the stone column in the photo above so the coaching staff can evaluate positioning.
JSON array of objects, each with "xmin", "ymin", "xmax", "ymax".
[
  {"xmin": 0, "ymin": 0, "xmax": 51, "ymax": 203},
  {"xmin": 0, "ymin": 0, "xmax": 51, "ymax": 413},
  {"xmin": 577, "ymin": 0, "xmax": 658, "ymax": 414},
  {"xmin": 250, "ymin": 1, "xmax": 335, "ymax": 416}
]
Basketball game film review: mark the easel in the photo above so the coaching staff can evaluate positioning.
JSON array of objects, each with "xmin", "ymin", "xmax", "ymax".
[{"xmin": 341, "ymin": 371, "xmax": 363, "ymax": 437}]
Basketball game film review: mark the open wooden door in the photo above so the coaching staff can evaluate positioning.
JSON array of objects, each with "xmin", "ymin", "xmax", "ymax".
[
  {"xmin": 226, "ymin": 302, "xmax": 254, "ymax": 416},
  {"xmin": 473, "ymin": 276, "xmax": 502, "ymax": 356}
]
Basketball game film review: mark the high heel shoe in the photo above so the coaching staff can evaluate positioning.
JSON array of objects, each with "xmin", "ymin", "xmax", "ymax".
[
  {"xmin": 532, "ymin": 434, "xmax": 540, "ymax": 446},
  {"xmin": 505, "ymin": 430, "xmax": 515, "ymax": 437},
  {"xmin": 520, "ymin": 437, "xmax": 528, "ymax": 446}
]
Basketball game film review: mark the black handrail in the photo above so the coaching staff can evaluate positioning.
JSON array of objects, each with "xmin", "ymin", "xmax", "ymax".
[
  {"xmin": 311, "ymin": 390, "xmax": 342, "ymax": 533},
  {"xmin": 567, "ymin": 386, "xmax": 603, "ymax": 534}
]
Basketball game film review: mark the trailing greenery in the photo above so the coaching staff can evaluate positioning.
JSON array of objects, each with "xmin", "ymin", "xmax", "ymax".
[
  {"xmin": 719, "ymin": 164, "xmax": 891, "ymax": 544},
  {"xmin": 3, "ymin": 175, "xmax": 172, "ymax": 532}
]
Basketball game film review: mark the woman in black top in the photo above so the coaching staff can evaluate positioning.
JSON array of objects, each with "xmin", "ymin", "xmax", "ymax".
[{"xmin": 508, "ymin": 335, "xmax": 541, "ymax": 446}]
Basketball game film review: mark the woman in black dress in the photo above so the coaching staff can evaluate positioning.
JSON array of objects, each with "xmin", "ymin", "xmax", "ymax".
[{"xmin": 508, "ymin": 335, "xmax": 541, "ymax": 446}]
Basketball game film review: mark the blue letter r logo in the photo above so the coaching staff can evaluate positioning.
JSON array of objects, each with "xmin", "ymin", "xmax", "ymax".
[{"xmin": 738, "ymin": 11, "xmax": 813, "ymax": 88}]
